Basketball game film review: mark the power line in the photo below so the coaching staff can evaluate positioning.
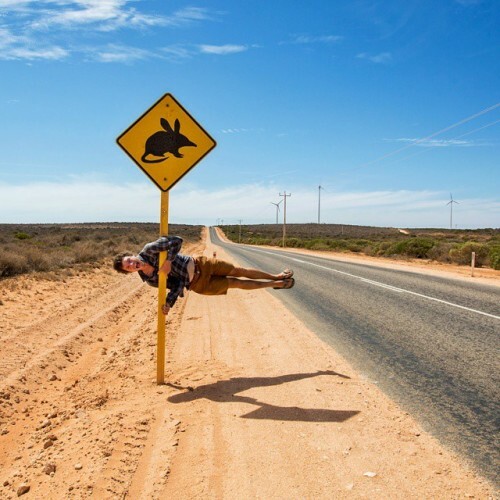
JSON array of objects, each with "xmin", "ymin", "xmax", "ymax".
[
  {"xmin": 339, "ymin": 101, "xmax": 500, "ymax": 174},
  {"xmin": 383, "ymin": 117, "xmax": 500, "ymax": 167}
]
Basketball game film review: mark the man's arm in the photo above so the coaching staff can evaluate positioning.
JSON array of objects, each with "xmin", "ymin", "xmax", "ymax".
[
  {"xmin": 163, "ymin": 281, "xmax": 185, "ymax": 315},
  {"xmin": 141, "ymin": 236, "xmax": 183, "ymax": 261}
]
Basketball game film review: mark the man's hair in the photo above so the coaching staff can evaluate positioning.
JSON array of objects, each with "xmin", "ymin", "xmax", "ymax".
[{"xmin": 113, "ymin": 252, "xmax": 133, "ymax": 274}]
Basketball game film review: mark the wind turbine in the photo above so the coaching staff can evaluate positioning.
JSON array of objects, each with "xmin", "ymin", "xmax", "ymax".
[
  {"xmin": 446, "ymin": 193, "xmax": 459, "ymax": 229},
  {"xmin": 270, "ymin": 200, "xmax": 283, "ymax": 224}
]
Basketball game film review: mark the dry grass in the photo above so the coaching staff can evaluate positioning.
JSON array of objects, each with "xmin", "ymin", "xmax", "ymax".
[{"xmin": 0, "ymin": 223, "xmax": 203, "ymax": 278}]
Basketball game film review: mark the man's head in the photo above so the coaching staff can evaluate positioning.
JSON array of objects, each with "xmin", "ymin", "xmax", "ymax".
[{"xmin": 113, "ymin": 253, "xmax": 143, "ymax": 274}]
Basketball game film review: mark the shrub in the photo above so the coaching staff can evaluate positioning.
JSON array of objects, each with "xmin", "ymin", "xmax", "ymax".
[
  {"xmin": 220, "ymin": 225, "xmax": 500, "ymax": 268},
  {"xmin": 427, "ymin": 242, "xmax": 455, "ymax": 263},
  {"xmin": 449, "ymin": 242, "xmax": 489, "ymax": 267},
  {"xmin": 384, "ymin": 238, "xmax": 436, "ymax": 258},
  {"xmin": 248, "ymin": 237, "xmax": 272, "ymax": 246},
  {"xmin": 0, "ymin": 251, "xmax": 29, "ymax": 277},
  {"xmin": 60, "ymin": 234, "xmax": 81, "ymax": 245},
  {"xmin": 285, "ymin": 238, "xmax": 302, "ymax": 248},
  {"xmin": 373, "ymin": 241, "xmax": 392, "ymax": 256},
  {"xmin": 307, "ymin": 240, "xmax": 331, "ymax": 251},
  {"xmin": 488, "ymin": 246, "xmax": 500, "ymax": 270},
  {"xmin": 0, "ymin": 223, "xmax": 202, "ymax": 278},
  {"xmin": 72, "ymin": 241, "xmax": 107, "ymax": 264},
  {"xmin": 24, "ymin": 247, "xmax": 52, "ymax": 272},
  {"xmin": 327, "ymin": 240, "xmax": 350, "ymax": 251},
  {"xmin": 347, "ymin": 239, "xmax": 371, "ymax": 253},
  {"xmin": 15, "ymin": 232, "xmax": 31, "ymax": 240}
]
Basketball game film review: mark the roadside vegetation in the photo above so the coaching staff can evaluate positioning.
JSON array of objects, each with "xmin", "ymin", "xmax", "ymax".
[
  {"xmin": 0, "ymin": 223, "xmax": 203, "ymax": 278},
  {"xmin": 222, "ymin": 224, "xmax": 500, "ymax": 270}
]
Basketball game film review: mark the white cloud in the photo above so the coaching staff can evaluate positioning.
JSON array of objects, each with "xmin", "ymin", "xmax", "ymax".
[
  {"xmin": 160, "ymin": 45, "xmax": 193, "ymax": 61},
  {"xmin": 393, "ymin": 138, "xmax": 476, "ymax": 148},
  {"xmin": 0, "ymin": 24, "xmax": 69, "ymax": 60},
  {"xmin": 357, "ymin": 52, "xmax": 392, "ymax": 64},
  {"xmin": 0, "ymin": 2, "xmax": 214, "ymax": 61},
  {"xmin": 4, "ymin": 46, "xmax": 68, "ymax": 60},
  {"xmin": 0, "ymin": 0, "xmax": 33, "ymax": 7},
  {"xmin": 198, "ymin": 44, "xmax": 248, "ymax": 55},
  {"xmin": 172, "ymin": 7, "xmax": 213, "ymax": 24},
  {"xmin": 90, "ymin": 44, "xmax": 152, "ymax": 63},
  {"xmin": 32, "ymin": 1, "xmax": 128, "ymax": 28},
  {"xmin": 0, "ymin": 3, "xmax": 227, "ymax": 63},
  {"xmin": 0, "ymin": 180, "xmax": 158, "ymax": 223},
  {"xmin": 0, "ymin": 180, "xmax": 497, "ymax": 229},
  {"xmin": 27, "ymin": 2, "xmax": 201, "ymax": 31},
  {"xmin": 283, "ymin": 34, "xmax": 343, "ymax": 45},
  {"xmin": 160, "ymin": 43, "xmax": 253, "ymax": 61},
  {"xmin": 221, "ymin": 128, "xmax": 264, "ymax": 134},
  {"xmin": 0, "ymin": 26, "xmax": 23, "ymax": 46}
]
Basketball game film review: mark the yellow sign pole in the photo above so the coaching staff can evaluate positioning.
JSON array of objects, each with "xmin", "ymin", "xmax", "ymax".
[
  {"xmin": 157, "ymin": 190, "xmax": 169, "ymax": 384},
  {"xmin": 116, "ymin": 93, "xmax": 216, "ymax": 385}
]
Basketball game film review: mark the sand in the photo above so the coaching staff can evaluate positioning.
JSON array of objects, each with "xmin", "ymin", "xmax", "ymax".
[{"xmin": 0, "ymin": 230, "xmax": 496, "ymax": 499}]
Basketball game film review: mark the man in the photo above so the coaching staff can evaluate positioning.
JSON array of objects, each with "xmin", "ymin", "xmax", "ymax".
[{"xmin": 113, "ymin": 236, "xmax": 294, "ymax": 315}]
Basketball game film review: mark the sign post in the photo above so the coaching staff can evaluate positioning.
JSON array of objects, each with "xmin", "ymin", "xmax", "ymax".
[
  {"xmin": 156, "ymin": 191, "xmax": 169, "ymax": 383},
  {"xmin": 117, "ymin": 94, "xmax": 216, "ymax": 384}
]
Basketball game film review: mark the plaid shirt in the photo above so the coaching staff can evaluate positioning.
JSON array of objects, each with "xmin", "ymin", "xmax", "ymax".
[{"xmin": 137, "ymin": 236, "xmax": 192, "ymax": 308}]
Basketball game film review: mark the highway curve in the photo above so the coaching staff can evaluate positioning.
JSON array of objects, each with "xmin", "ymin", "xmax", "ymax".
[{"xmin": 210, "ymin": 227, "xmax": 500, "ymax": 486}]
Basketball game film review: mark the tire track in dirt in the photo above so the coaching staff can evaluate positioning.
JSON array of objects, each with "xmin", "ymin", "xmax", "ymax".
[
  {"xmin": 0, "ymin": 280, "xmax": 143, "ymax": 385},
  {"xmin": 0, "ymin": 274, "xmax": 155, "ymax": 497},
  {"xmin": 0, "ymin": 241, "xmax": 204, "ymax": 499}
]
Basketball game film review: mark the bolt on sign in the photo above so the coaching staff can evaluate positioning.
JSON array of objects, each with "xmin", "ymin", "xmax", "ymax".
[{"xmin": 116, "ymin": 93, "xmax": 216, "ymax": 191}]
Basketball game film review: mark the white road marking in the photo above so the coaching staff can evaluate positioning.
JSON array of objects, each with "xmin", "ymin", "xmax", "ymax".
[{"xmin": 247, "ymin": 247, "xmax": 500, "ymax": 321}]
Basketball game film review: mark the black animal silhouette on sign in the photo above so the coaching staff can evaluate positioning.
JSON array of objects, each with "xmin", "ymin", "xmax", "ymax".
[{"xmin": 141, "ymin": 118, "xmax": 196, "ymax": 164}]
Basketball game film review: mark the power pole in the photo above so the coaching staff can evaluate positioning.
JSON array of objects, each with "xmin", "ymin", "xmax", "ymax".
[
  {"xmin": 279, "ymin": 191, "xmax": 291, "ymax": 248},
  {"xmin": 238, "ymin": 219, "xmax": 242, "ymax": 243},
  {"xmin": 318, "ymin": 185, "xmax": 323, "ymax": 224}
]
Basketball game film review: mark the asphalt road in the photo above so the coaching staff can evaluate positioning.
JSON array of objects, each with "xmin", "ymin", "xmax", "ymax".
[{"xmin": 210, "ymin": 227, "xmax": 500, "ymax": 486}]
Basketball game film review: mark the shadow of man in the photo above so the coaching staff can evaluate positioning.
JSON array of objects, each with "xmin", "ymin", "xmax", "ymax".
[{"xmin": 168, "ymin": 370, "xmax": 360, "ymax": 423}]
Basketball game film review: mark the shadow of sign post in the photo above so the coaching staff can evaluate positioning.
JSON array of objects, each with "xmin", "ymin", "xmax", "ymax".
[{"xmin": 116, "ymin": 93, "xmax": 217, "ymax": 384}]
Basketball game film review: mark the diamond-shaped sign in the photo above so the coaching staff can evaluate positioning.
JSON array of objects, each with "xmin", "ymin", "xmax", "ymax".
[{"xmin": 116, "ymin": 93, "xmax": 216, "ymax": 191}]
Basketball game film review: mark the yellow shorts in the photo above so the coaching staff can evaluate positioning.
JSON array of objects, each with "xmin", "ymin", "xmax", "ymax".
[{"xmin": 190, "ymin": 256, "xmax": 235, "ymax": 295}]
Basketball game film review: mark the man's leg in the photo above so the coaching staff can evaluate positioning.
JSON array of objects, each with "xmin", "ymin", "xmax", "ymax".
[
  {"xmin": 226, "ymin": 277, "xmax": 293, "ymax": 290},
  {"xmin": 228, "ymin": 266, "xmax": 293, "ymax": 281}
]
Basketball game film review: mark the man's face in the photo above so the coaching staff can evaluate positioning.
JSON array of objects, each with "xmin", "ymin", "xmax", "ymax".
[{"xmin": 121, "ymin": 255, "xmax": 143, "ymax": 273}]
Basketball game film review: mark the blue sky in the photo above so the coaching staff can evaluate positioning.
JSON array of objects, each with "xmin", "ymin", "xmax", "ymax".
[{"xmin": 0, "ymin": 0, "xmax": 498, "ymax": 228}]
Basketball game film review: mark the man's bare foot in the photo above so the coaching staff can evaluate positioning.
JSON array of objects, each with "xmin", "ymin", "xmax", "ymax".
[
  {"xmin": 277, "ymin": 269, "xmax": 294, "ymax": 280},
  {"xmin": 273, "ymin": 278, "xmax": 295, "ymax": 290}
]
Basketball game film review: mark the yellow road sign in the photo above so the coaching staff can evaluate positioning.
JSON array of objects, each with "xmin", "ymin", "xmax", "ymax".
[{"xmin": 116, "ymin": 93, "xmax": 216, "ymax": 191}]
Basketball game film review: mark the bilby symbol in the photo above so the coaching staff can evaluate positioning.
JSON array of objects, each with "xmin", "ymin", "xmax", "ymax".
[{"xmin": 141, "ymin": 118, "xmax": 196, "ymax": 164}]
